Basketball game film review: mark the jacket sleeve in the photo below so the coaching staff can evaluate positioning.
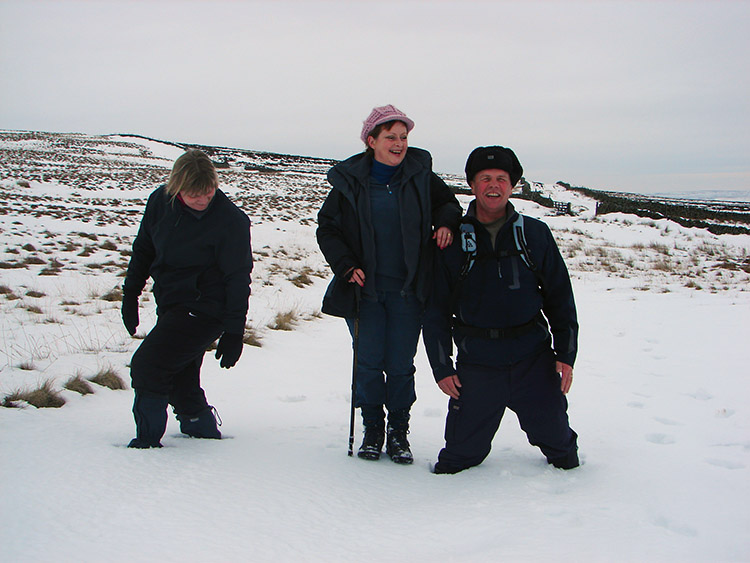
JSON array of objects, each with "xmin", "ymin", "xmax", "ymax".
[
  {"xmin": 316, "ymin": 188, "xmax": 360, "ymax": 278},
  {"xmin": 123, "ymin": 194, "xmax": 157, "ymax": 297},
  {"xmin": 429, "ymin": 173, "xmax": 462, "ymax": 231},
  {"xmin": 538, "ymin": 226, "xmax": 579, "ymax": 367},
  {"xmin": 217, "ymin": 213, "xmax": 253, "ymax": 335},
  {"xmin": 422, "ymin": 245, "xmax": 458, "ymax": 382}
]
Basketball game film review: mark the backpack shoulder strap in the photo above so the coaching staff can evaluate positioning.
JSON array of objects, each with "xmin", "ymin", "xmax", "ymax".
[
  {"xmin": 512, "ymin": 213, "xmax": 547, "ymax": 294},
  {"xmin": 511, "ymin": 213, "xmax": 536, "ymax": 272},
  {"xmin": 458, "ymin": 222, "xmax": 477, "ymax": 280}
]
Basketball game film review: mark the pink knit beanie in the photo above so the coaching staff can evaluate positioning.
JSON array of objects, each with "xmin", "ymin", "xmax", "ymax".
[{"xmin": 360, "ymin": 104, "xmax": 415, "ymax": 144}]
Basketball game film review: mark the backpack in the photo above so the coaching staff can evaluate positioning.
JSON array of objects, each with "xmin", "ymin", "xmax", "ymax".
[{"xmin": 458, "ymin": 213, "xmax": 538, "ymax": 282}]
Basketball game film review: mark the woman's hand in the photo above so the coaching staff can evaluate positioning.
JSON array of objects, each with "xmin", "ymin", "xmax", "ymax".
[
  {"xmin": 348, "ymin": 268, "xmax": 365, "ymax": 287},
  {"xmin": 433, "ymin": 226, "xmax": 454, "ymax": 249}
]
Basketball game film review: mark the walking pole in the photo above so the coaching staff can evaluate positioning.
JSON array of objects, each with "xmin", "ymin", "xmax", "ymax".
[{"xmin": 348, "ymin": 285, "xmax": 361, "ymax": 457}]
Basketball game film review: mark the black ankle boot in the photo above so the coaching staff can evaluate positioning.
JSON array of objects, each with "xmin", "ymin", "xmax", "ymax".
[
  {"xmin": 548, "ymin": 448, "xmax": 579, "ymax": 469},
  {"xmin": 386, "ymin": 426, "xmax": 413, "ymax": 464},
  {"xmin": 358, "ymin": 405, "xmax": 385, "ymax": 460},
  {"xmin": 358, "ymin": 424, "xmax": 385, "ymax": 460},
  {"xmin": 386, "ymin": 408, "xmax": 413, "ymax": 464}
]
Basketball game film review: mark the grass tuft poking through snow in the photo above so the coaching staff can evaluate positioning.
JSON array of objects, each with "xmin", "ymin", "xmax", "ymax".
[
  {"xmin": 88, "ymin": 367, "xmax": 127, "ymax": 390},
  {"xmin": 4, "ymin": 379, "xmax": 66, "ymax": 408}
]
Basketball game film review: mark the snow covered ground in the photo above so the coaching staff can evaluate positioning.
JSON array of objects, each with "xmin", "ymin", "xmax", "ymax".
[{"xmin": 1, "ymin": 134, "xmax": 749, "ymax": 561}]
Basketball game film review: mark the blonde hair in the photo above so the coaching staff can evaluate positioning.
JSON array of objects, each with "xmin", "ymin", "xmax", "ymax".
[{"xmin": 166, "ymin": 149, "xmax": 218, "ymax": 201}]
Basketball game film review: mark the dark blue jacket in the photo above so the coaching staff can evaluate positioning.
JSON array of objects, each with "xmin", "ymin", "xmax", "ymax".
[
  {"xmin": 316, "ymin": 147, "xmax": 462, "ymax": 317},
  {"xmin": 423, "ymin": 201, "xmax": 578, "ymax": 381},
  {"xmin": 123, "ymin": 186, "xmax": 252, "ymax": 334}
]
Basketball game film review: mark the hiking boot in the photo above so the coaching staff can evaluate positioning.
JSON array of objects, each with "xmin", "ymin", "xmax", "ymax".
[
  {"xmin": 386, "ymin": 426, "xmax": 413, "ymax": 464},
  {"xmin": 357, "ymin": 425, "xmax": 385, "ymax": 461},
  {"xmin": 432, "ymin": 461, "xmax": 464, "ymax": 474},
  {"xmin": 176, "ymin": 406, "xmax": 222, "ymax": 439},
  {"xmin": 547, "ymin": 448, "xmax": 579, "ymax": 469}
]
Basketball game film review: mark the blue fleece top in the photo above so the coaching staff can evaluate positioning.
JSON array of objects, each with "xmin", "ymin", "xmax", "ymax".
[{"xmin": 369, "ymin": 160, "xmax": 407, "ymax": 291}]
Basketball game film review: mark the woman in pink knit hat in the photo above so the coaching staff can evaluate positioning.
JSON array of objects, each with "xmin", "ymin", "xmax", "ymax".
[{"xmin": 317, "ymin": 105, "xmax": 461, "ymax": 464}]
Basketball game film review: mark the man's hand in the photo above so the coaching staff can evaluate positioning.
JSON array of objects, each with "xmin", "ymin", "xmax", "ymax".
[
  {"xmin": 215, "ymin": 333, "xmax": 244, "ymax": 369},
  {"xmin": 437, "ymin": 374, "xmax": 462, "ymax": 400},
  {"xmin": 121, "ymin": 293, "xmax": 139, "ymax": 336},
  {"xmin": 557, "ymin": 361, "xmax": 573, "ymax": 394}
]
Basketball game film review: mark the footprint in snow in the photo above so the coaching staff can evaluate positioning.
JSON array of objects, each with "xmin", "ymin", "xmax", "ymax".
[
  {"xmin": 653, "ymin": 515, "xmax": 698, "ymax": 537},
  {"xmin": 627, "ymin": 401, "xmax": 645, "ymax": 408},
  {"xmin": 686, "ymin": 388, "xmax": 713, "ymax": 401},
  {"xmin": 278, "ymin": 395, "xmax": 306, "ymax": 403},
  {"xmin": 705, "ymin": 458, "xmax": 745, "ymax": 470},
  {"xmin": 646, "ymin": 433, "xmax": 676, "ymax": 445},
  {"xmin": 653, "ymin": 417, "xmax": 683, "ymax": 426}
]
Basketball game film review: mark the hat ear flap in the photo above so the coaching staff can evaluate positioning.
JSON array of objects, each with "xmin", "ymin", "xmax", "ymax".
[{"xmin": 507, "ymin": 149, "xmax": 523, "ymax": 186}]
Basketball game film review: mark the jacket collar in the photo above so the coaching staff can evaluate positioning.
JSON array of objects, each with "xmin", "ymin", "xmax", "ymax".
[
  {"xmin": 327, "ymin": 146, "xmax": 433, "ymax": 197},
  {"xmin": 464, "ymin": 200, "xmax": 518, "ymax": 228}
]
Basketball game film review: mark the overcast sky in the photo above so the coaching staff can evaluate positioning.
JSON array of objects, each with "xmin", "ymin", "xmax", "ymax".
[{"xmin": 2, "ymin": 0, "xmax": 749, "ymax": 195}]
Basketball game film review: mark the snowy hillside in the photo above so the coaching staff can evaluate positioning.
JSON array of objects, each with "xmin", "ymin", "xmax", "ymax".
[{"xmin": 1, "ymin": 131, "xmax": 749, "ymax": 561}]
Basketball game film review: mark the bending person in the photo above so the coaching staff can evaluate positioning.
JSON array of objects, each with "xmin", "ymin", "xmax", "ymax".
[{"xmin": 122, "ymin": 149, "xmax": 252, "ymax": 448}]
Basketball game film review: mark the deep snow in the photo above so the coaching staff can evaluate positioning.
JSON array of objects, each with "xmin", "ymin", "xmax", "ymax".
[{"xmin": 1, "ymin": 134, "xmax": 749, "ymax": 562}]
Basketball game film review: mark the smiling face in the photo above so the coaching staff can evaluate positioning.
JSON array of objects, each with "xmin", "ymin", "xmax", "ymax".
[
  {"xmin": 470, "ymin": 169, "xmax": 513, "ymax": 223},
  {"xmin": 367, "ymin": 121, "xmax": 408, "ymax": 167}
]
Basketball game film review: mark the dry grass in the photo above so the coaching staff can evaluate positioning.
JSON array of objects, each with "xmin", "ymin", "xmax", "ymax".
[
  {"xmin": 64, "ymin": 374, "xmax": 95, "ymax": 395},
  {"xmin": 289, "ymin": 267, "xmax": 315, "ymax": 288},
  {"xmin": 100, "ymin": 287, "xmax": 122, "ymax": 302},
  {"xmin": 269, "ymin": 309, "xmax": 299, "ymax": 331},
  {"xmin": 652, "ymin": 258, "xmax": 674, "ymax": 272},
  {"xmin": 3, "ymin": 379, "xmax": 66, "ymax": 408},
  {"xmin": 23, "ymin": 255, "xmax": 46, "ymax": 265},
  {"xmin": 88, "ymin": 367, "xmax": 127, "ymax": 390},
  {"xmin": 243, "ymin": 326, "xmax": 263, "ymax": 347}
]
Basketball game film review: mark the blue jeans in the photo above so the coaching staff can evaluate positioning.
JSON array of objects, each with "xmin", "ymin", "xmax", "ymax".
[{"xmin": 346, "ymin": 291, "xmax": 422, "ymax": 412}]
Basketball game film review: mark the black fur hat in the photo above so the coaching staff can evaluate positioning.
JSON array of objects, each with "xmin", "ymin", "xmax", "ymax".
[{"xmin": 465, "ymin": 146, "xmax": 523, "ymax": 186}]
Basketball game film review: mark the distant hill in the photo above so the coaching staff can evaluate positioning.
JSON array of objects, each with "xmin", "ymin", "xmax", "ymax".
[
  {"xmin": 557, "ymin": 182, "xmax": 750, "ymax": 235},
  {"xmin": 1, "ymin": 129, "xmax": 748, "ymax": 235}
]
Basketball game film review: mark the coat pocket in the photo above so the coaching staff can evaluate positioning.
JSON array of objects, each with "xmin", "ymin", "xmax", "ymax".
[{"xmin": 321, "ymin": 274, "xmax": 357, "ymax": 318}]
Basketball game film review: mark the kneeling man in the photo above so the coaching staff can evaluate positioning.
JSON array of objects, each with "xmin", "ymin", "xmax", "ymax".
[{"xmin": 423, "ymin": 146, "xmax": 579, "ymax": 474}]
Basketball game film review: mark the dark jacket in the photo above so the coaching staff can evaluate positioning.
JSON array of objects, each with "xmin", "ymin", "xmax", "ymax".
[
  {"xmin": 423, "ymin": 201, "xmax": 578, "ymax": 381},
  {"xmin": 316, "ymin": 147, "xmax": 462, "ymax": 317},
  {"xmin": 123, "ymin": 186, "xmax": 252, "ymax": 334}
]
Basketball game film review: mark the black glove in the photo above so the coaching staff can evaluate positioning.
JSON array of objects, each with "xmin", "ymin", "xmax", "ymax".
[
  {"xmin": 215, "ymin": 333, "xmax": 244, "ymax": 369},
  {"xmin": 121, "ymin": 292, "xmax": 139, "ymax": 336}
]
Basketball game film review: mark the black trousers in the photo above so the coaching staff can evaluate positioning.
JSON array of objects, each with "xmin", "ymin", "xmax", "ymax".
[
  {"xmin": 130, "ymin": 307, "xmax": 223, "ymax": 416},
  {"xmin": 437, "ymin": 348, "xmax": 577, "ymax": 470}
]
